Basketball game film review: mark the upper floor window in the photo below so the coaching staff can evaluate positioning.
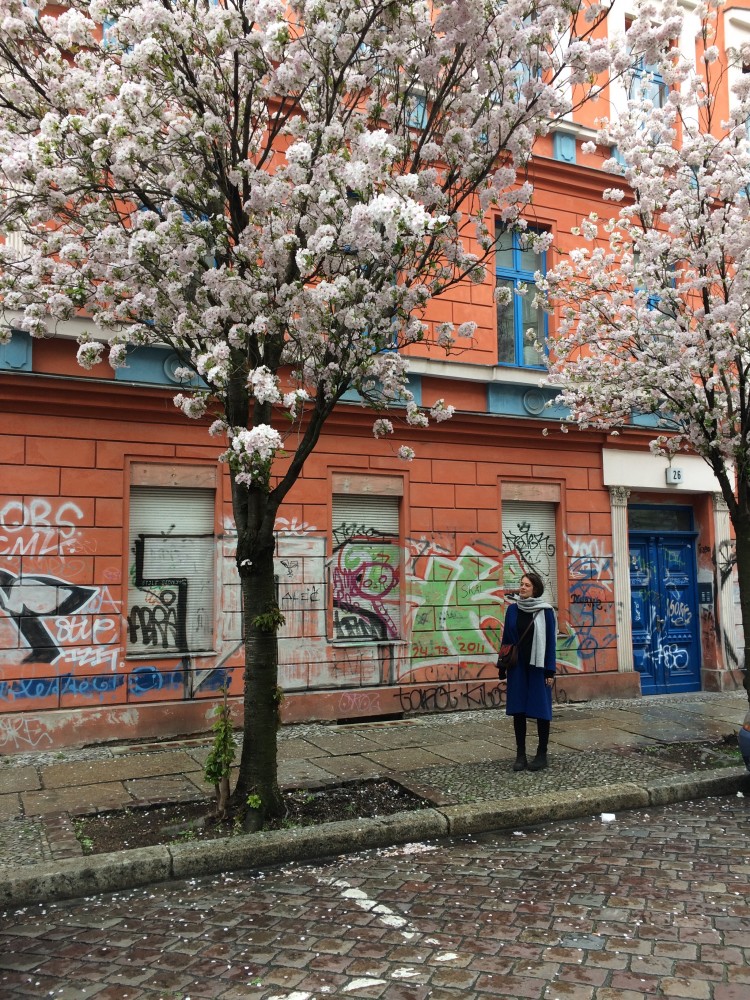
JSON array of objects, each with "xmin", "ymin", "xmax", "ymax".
[
  {"xmin": 725, "ymin": 8, "xmax": 750, "ymax": 118},
  {"xmin": 630, "ymin": 56, "xmax": 668, "ymax": 108},
  {"xmin": 496, "ymin": 227, "xmax": 547, "ymax": 368}
]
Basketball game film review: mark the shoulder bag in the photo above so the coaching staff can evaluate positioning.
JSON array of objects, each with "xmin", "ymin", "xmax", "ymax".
[{"xmin": 496, "ymin": 614, "xmax": 537, "ymax": 680}]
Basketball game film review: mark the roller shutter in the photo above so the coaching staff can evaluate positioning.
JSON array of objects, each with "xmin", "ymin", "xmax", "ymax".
[
  {"xmin": 331, "ymin": 493, "xmax": 401, "ymax": 641},
  {"xmin": 127, "ymin": 486, "xmax": 216, "ymax": 654},
  {"xmin": 501, "ymin": 500, "xmax": 558, "ymax": 604}
]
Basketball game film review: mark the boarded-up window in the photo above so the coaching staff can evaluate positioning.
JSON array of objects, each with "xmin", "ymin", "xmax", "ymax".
[
  {"xmin": 502, "ymin": 500, "xmax": 558, "ymax": 604},
  {"xmin": 331, "ymin": 493, "xmax": 401, "ymax": 641},
  {"xmin": 127, "ymin": 486, "xmax": 215, "ymax": 654}
]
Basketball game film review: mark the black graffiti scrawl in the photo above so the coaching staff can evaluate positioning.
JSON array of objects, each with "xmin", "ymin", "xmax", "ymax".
[{"xmin": 0, "ymin": 569, "xmax": 96, "ymax": 663}]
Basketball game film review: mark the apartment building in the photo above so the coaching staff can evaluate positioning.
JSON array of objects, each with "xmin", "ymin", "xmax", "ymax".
[{"xmin": 0, "ymin": 2, "xmax": 746, "ymax": 749}]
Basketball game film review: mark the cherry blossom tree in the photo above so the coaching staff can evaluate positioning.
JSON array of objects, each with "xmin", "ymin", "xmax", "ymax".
[
  {"xmin": 0, "ymin": 0, "xmax": 669, "ymax": 819},
  {"xmin": 544, "ymin": 1, "xmax": 750, "ymax": 702}
]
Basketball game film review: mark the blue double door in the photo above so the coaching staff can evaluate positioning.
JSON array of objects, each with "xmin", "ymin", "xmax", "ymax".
[{"xmin": 629, "ymin": 533, "xmax": 701, "ymax": 694}]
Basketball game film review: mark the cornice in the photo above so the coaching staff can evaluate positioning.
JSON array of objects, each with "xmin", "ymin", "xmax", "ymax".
[
  {"xmin": 1, "ymin": 370, "xmax": 199, "ymax": 426},
  {"xmin": 2, "ymin": 369, "xmax": 616, "ymax": 451},
  {"xmin": 527, "ymin": 155, "xmax": 625, "ymax": 203}
]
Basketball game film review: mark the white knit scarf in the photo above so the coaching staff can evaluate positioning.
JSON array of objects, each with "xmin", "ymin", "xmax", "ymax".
[{"xmin": 515, "ymin": 595, "xmax": 556, "ymax": 669}]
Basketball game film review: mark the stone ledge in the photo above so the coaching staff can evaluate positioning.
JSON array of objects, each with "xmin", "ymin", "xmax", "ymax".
[
  {"xmin": 645, "ymin": 767, "xmax": 749, "ymax": 806},
  {"xmin": 439, "ymin": 783, "xmax": 651, "ymax": 836},
  {"xmin": 0, "ymin": 844, "xmax": 172, "ymax": 908},
  {"xmin": 168, "ymin": 808, "xmax": 450, "ymax": 879}
]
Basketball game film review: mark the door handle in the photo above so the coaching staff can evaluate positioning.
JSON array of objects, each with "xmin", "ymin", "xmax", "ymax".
[{"xmin": 656, "ymin": 616, "xmax": 665, "ymax": 628}]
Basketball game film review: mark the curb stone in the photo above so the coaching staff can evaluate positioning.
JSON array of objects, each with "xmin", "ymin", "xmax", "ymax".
[
  {"xmin": 2, "ymin": 768, "xmax": 748, "ymax": 909},
  {"xmin": 0, "ymin": 845, "xmax": 171, "ymax": 909},
  {"xmin": 168, "ymin": 807, "xmax": 449, "ymax": 880},
  {"xmin": 644, "ymin": 765, "xmax": 749, "ymax": 806},
  {"xmin": 440, "ymin": 782, "xmax": 651, "ymax": 836}
]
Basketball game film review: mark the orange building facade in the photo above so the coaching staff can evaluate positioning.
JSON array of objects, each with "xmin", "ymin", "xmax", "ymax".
[{"xmin": 1, "ymin": 8, "xmax": 748, "ymax": 750}]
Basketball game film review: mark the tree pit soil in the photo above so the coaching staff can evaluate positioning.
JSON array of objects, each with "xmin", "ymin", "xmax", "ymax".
[{"xmin": 75, "ymin": 779, "xmax": 430, "ymax": 856}]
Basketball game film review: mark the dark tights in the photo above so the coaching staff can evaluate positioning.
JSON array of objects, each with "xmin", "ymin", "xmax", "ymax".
[{"xmin": 513, "ymin": 714, "xmax": 550, "ymax": 755}]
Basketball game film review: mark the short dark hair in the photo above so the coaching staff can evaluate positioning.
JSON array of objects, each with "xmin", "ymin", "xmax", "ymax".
[{"xmin": 522, "ymin": 570, "xmax": 546, "ymax": 598}]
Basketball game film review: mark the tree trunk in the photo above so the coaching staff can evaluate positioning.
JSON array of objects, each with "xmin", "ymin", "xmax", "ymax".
[
  {"xmin": 734, "ymin": 507, "xmax": 750, "ymax": 708},
  {"xmin": 230, "ymin": 525, "xmax": 285, "ymax": 818}
]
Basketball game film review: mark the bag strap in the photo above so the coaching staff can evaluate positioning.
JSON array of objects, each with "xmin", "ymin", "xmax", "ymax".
[{"xmin": 516, "ymin": 612, "xmax": 538, "ymax": 644}]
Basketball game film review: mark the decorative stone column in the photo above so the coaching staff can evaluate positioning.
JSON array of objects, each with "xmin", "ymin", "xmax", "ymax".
[
  {"xmin": 712, "ymin": 492, "xmax": 738, "ymax": 670},
  {"xmin": 609, "ymin": 486, "xmax": 633, "ymax": 672}
]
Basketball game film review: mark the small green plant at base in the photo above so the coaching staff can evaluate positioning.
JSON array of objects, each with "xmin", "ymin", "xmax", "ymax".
[
  {"xmin": 204, "ymin": 686, "xmax": 235, "ymax": 820},
  {"xmin": 74, "ymin": 819, "xmax": 94, "ymax": 854},
  {"xmin": 172, "ymin": 828, "xmax": 197, "ymax": 843},
  {"xmin": 246, "ymin": 793, "xmax": 262, "ymax": 810}
]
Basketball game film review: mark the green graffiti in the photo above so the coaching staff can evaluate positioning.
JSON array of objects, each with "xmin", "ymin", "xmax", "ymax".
[{"xmin": 407, "ymin": 546, "xmax": 502, "ymax": 660}]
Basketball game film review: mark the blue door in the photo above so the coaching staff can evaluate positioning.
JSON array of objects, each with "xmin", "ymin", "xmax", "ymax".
[{"xmin": 629, "ymin": 533, "xmax": 701, "ymax": 694}]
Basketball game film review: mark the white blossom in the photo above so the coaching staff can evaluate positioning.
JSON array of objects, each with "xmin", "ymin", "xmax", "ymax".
[
  {"xmin": 173, "ymin": 393, "xmax": 207, "ymax": 419},
  {"xmin": 76, "ymin": 342, "xmax": 105, "ymax": 369},
  {"xmin": 373, "ymin": 418, "xmax": 394, "ymax": 438},
  {"xmin": 429, "ymin": 400, "xmax": 454, "ymax": 423},
  {"xmin": 232, "ymin": 425, "xmax": 282, "ymax": 463},
  {"xmin": 248, "ymin": 366, "xmax": 281, "ymax": 405},
  {"xmin": 108, "ymin": 343, "xmax": 129, "ymax": 369}
]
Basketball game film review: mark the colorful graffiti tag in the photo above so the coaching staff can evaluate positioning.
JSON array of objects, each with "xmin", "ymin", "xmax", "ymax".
[{"xmin": 331, "ymin": 526, "xmax": 401, "ymax": 642}]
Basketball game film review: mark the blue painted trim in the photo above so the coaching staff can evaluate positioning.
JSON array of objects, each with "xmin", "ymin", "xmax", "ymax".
[
  {"xmin": 340, "ymin": 373, "xmax": 422, "ymax": 407},
  {"xmin": 552, "ymin": 132, "xmax": 576, "ymax": 164},
  {"xmin": 487, "ymin": 381, "xmax": 568, "ymax": 419},
  {"xmin": 113, "ymin": 345, "xmax": 206, "ymax": 388},
  {"xmin": 0, "ymin": 329, "xmax": 32, "ymax": 372},
  {"xmin": 630, "ymin": 410, "xmax": 663, "ymax": 428}
]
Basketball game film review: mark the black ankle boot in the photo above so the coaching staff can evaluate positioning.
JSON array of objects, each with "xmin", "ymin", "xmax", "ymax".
[
  {"xmin": 528, "ymin": 752, "xmax": 548, "ymax": 771},
  {"xmin": 512, "ymin": 752, "xmax": 527, "ymax": 772}
]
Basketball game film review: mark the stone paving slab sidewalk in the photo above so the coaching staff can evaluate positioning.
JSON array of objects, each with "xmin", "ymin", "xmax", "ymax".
[{"xmin": 0, "ymin": 691, "xmax": 748, "ymax": 908}]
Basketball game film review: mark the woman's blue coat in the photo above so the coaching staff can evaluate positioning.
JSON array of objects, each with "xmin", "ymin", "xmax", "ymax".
[{"xmin": 501, "ymin": 603, "xmax": 556, "ymax": 721}]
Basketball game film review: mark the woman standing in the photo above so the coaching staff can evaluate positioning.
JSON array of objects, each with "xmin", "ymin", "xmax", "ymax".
[{"xmin": 499, "ymin": 570, "xmax": 557, "ymax": 772}]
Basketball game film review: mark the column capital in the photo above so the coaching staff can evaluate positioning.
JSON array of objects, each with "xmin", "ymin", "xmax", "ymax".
[
  {"xmin": 609, "ymin": 486, "xmax": 631, "ymax": 508},
  {"xmin": 712, "ymin": 492, "xmax": 729, "ymax": 513}
]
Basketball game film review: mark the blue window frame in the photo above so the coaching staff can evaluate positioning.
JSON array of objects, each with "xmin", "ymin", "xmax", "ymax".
[
  {"xmin": 630, "ymin": 57, "xmax": 667, "ymax": 108},
  {"xmin": 495, "ymin": 227, "xmax": 547, "ymax": 367},
  {"xmin": 407, "ymin": 94, "xmax": 428, "ymax": 130}
]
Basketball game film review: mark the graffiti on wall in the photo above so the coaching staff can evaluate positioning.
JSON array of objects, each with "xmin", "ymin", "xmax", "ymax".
[
  {"xmin": 0, "ymin": 569, "xmax": 97, "ymax": 663},
  {"xmin": 502, "ymin": 519, "xmax": 556, "ymax": 591},
  {"xmin": 0, "ymin": 498, "xmax": 90, "ymax": 558},
  {"xmin": 331, "ymin": 524, "xmax": 401, "ymax": 642},
  {"xmin": 405, "ymin": 538, "xmax": 504, "ymax": 672},
  {"xmin": 565, "ymin": 536, "xmax": 616, "ymax": 663},
  {"xmin": 1, "ymin": 497, "xmax": 623, "ymax": 718}
]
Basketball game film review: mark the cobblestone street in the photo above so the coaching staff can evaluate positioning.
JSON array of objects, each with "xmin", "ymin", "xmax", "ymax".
[{"xmin": 0, "ymin": 794, "xmax": 748, "ymax": 1000}]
